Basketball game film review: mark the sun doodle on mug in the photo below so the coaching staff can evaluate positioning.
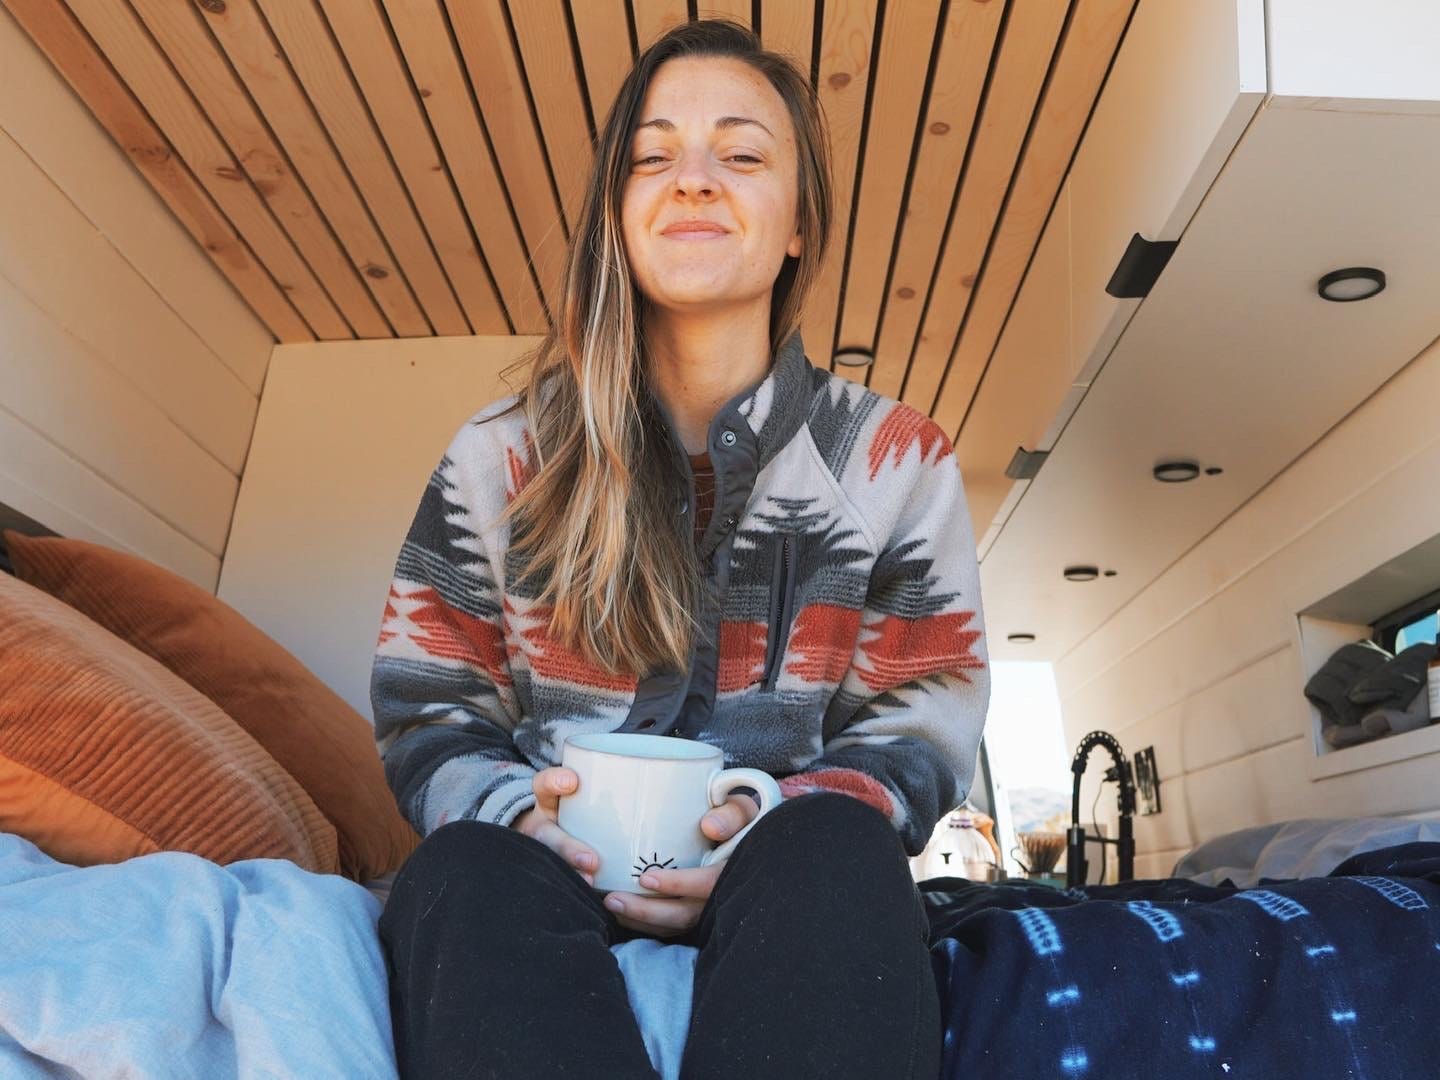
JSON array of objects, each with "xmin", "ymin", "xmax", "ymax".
[{"xmin": 632, "ymin": 852, "xmax": 677, "ymax": 880}]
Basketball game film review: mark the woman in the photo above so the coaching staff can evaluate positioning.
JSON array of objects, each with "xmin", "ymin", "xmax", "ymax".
[{"xmin": 372, "ymin": 18, "xmax": 989, "ymax": 1079}]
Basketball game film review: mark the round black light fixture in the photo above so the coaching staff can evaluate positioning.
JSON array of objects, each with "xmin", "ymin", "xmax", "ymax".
[
  {"xmin": 1205, "ymin": 466, "xmax": 1224, "ymax": 476},
  {"xmin": 1104, "ymin": 570, "xmax": 1117, "ymax": 577},
  {"xmin": 1153, "ymin": 460, "xmax": 1201, "ymax": 483},
  {"xmin": 1317, "ymin": 267, "xmax": 1386, "ymax": 303},
  {"xmin": 833, "ymin": 347, "xmax": 876, "ymax": 367},
  {"xmin": 1007, "ymin": 632, "xmax": 1037, "ymax": 644},
  {"xmin": 1063, "ymin": 565, "xmax": 1100, "ymax": 583}
]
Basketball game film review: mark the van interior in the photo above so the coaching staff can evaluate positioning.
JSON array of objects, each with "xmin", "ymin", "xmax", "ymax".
[{"xmin": 2, "ymin": 1, "xmax": 1438, "ymax": 1076}]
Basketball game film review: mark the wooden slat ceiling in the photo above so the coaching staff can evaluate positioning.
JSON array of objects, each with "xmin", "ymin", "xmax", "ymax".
[{"xmin": 4, "ymin": 0, "xmax": 1135, "ymax": 455}]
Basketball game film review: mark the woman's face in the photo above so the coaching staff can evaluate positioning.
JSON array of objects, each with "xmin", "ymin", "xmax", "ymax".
[{"xmin": 621, "ymin": 55, "xmax": 803, "ymax": 320}]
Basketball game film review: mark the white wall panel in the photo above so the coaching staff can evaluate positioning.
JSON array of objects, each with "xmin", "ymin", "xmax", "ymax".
[
  {"xmin": 219, "ymin": 335, "xmax": 539, "ymax": 719},
  {"xmin": 1057, "ymin": 338, "xmax": 1440, "ymax": 866},
  {"xmin": 0, "ymin": 12, "xmax": 269, "ymax": 585}
]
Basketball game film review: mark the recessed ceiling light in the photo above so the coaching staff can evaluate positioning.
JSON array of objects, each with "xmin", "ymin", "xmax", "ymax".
[
  {"xmin": 1153, "ymin": 460, "xmax": 1201, "ymax": 483},
  {"xmin": 833, "ymin": 347, "xmax": 876, "ymax": 367},
  {"xmin": 1063, "ymin": 565, "xmax": 1100, "ymax": 582},
  {"xmin": 1317, "ymin": 267, "xmax": 1385, "ymax": 302}
]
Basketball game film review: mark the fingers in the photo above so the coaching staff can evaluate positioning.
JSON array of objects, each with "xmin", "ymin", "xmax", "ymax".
[
  {"xmin": 635, "ymin": 863, "xmax": 722, "ymax": 901},
  {"xmin": 700, "ymin": 793, "xmax": 759, "ymax": 842},
  {"xmin": 605, "ymin": 892, "xmax": 704, "ymax": 937},
  {"xmin": 531, "ymin": 766, "xmax": 579, "ymax": 813},
  {"xmin": 533, "ymin": 820, "xmax": 598, "ymax": 886}
]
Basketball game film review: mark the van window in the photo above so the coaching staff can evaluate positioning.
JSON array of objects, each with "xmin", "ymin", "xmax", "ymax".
[
  {"xmin": 1376, "ymin": 588, "xmax": 1440, "ymax": 652},
  {"xmin": 1396, "ymin": 610, "xmax": 1438, "ymax": 651}
]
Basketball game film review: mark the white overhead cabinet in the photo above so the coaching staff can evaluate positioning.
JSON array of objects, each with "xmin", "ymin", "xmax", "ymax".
[
  {"xmin": 975, "ymin": 1, "xmax": 1440, "ymax": 866},
  {"xmin": 981, "ymin": 1, "xmax": 1440, "ymax": 665}
]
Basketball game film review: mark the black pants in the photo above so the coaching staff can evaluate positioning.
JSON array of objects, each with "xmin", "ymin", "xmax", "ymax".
[{"xmin": 379, "ymin": 791, "xmax": 940, "ymax": 1079}]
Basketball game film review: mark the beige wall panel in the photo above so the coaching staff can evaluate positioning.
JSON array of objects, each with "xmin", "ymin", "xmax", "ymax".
[
  {"xmin": 1174, "ymin": 645, "xmax": 1304, "ymax": 774},
  {"xmin": 1057, "ymin": 342, "xmax": 1440, "ymax": 842},
  {"xmin": 0, "ymin": 406, "xmax": 220, "ymax": 590},
  {"xmin": 1185, "ymin": 737, "xmax": 1440, "ymax": 846},
  {"xmin": 1059, "ymin": 335, "xmax": 1440, "ymax": 703},
  {"xmin": 1130, "ymin": 774, "xmax": 1192, "ymax": 854},
  {"xmin": 1062, "ymin": 337, "xmax": 1440, "ymax": 694},
  {"xmin": 0, "ymin": 274, "xmax": 238, "ymax": 556},
  {"xmin": 1096, "ymin": 646, "xmax": 1304, "ymax": 859},
  {"xmin": 0, "ymin": 7, "xmax": 272, "ymax": 391},
  {"xmin": 1133, "ymin": 849, "xmax": 1187, "ymax": 880},
  {"xmin": 0, "ymin": 128, "xmax": 256, "ymax": 476},
  {"xmin": 219, "ymin": 335, "xmax": 541, "ymax": 718}
]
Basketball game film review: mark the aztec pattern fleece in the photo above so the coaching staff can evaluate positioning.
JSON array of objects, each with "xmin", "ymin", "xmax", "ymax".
[{"xmin": 371, "ymin": 330, "xmax": 990, "ymax": 855}]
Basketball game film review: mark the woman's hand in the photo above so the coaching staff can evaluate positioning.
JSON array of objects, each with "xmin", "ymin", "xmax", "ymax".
[
  {"xmin": 511, "ymin": 767, "xmax": 600, "ymax": 886},
  {"xmin": 603, "ymin": 794, "xmax": 759, "ymax": 937}
]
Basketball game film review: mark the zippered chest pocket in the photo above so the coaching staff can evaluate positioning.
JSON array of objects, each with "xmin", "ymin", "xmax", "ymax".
[{"xmin": 761, "ymin": 532, "xmax": 798, "ymax": 691}]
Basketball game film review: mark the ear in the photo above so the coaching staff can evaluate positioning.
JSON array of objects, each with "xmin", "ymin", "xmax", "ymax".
[{"xmin": 786, "ymin": 231, "xmax": 803, "ymax": 259}]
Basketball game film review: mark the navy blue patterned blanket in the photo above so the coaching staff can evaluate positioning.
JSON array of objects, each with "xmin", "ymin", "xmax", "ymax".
[{"xmin": 919, "ymin": 842, "xmax": 1440, "ymax": 1080}]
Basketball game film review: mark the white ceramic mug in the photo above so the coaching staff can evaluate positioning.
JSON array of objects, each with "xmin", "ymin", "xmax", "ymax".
[{"xmin": 556, "ymin": 732, "xmax": 783, "ymax": 895}]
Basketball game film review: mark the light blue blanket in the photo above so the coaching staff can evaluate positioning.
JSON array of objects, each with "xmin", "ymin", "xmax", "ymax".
[{"xmin": 0, "ymin": 834, "xmax": 696, "ymax": 1079}]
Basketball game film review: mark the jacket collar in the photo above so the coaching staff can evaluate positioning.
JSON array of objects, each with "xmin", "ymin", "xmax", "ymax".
[{"xmin": 648, "ymin": 327, "xmax": 815, "ymax": 477}]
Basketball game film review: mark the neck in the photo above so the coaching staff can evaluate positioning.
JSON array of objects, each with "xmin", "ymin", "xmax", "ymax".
[{"xmin": 645, "ymin": 306, "xmax": 773, "ymax": 455}]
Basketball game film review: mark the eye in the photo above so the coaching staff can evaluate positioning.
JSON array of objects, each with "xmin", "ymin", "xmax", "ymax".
[{"xmin": 632, "ymin": 153, "xmax": 763, "ymax": 167}]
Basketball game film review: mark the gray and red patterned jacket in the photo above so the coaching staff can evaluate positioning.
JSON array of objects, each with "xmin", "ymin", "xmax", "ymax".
[{"xmin": 370, "ymin": 330, "xmax": 990, "ymax": 855}]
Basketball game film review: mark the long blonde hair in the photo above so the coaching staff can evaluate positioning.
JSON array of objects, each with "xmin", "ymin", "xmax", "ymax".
[{"xmin": 488, "ymin": 18, "xmax": 833, "ymax": 678}]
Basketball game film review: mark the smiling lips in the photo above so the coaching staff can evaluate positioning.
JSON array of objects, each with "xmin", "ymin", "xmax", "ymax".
[{"xmin": 662, "ymin": 220, "xmax": 729, "ymax": 239}]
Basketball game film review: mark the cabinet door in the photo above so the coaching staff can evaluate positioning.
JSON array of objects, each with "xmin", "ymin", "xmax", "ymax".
[{"xmin": 1069, "ymin": 0, "xmax": 1266, "ymax": 386}]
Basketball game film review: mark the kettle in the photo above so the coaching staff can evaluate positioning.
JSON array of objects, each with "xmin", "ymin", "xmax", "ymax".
[{"xmin": 911, "ymin": 805, "xmax": 1001, "ymax": 883}]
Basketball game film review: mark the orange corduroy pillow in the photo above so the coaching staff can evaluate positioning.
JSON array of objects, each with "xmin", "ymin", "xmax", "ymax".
[
  {"xmin": 0, "ymin": 569, "xmax": 338, "ymax": 872},
  {"xmin": 4, "ymin": 530, "xmax": 419, "ymax": 881}
]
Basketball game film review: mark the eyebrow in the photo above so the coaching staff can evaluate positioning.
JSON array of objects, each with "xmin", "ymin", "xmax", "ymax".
[{"xmin": 634, "ymin": 116, "xmax": 775, "ymax": 138}]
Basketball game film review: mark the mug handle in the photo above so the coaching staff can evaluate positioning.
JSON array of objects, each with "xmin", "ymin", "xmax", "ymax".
[{"xmin": 700, "ymin": 768, "xmax": 784, "ymax": 867}]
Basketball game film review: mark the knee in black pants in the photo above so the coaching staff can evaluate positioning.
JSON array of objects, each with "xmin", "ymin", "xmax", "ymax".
[
  {"xmin": 717, "ymin": 791, "xmax": 928, "ymax": 937},
  {"xmin": 380, "ymin": 818, "xmax": 603, "ymax": 962},
  {"xmin": 741, "ymin": 792, "xmax": 909, "ymax": 875}
]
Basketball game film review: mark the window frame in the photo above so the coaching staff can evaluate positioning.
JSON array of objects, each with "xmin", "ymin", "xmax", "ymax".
[{"xmin": 1372, "ymin": 585, "xmax": 1440, "ymax": 653}]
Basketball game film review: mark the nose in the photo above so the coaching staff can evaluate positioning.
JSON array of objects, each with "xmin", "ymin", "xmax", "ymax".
[{"xmin": 672, "ymin": 149, "xmax": 720, "ymax": 200}]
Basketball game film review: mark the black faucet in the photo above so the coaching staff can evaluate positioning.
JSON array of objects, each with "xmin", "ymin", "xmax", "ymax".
[{"xmin": 1066, "ymin": 730, "xmax": 1137, "ymax": 888}]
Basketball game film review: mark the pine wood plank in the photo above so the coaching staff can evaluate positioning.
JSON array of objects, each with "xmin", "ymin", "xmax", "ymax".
[
  {"xmin": 833, "ymin": 0, "xmax": 942, "ymax": 378},
  {"xmin": 299, "ymin": 0, "xmax": 484, "ymax": 336},
  {"xmin": 506, "ymin": 0, "xmax": 594, "ymax": 239},
  {"xmin": 570, "ymin": 0, "xmax": 634, "ymax": 130},
  {"xmin": 632, "ymin": 0, "xmax": 687, "ymax": 50},
  {"xmin": 183, "ymin": 0, "xmax": 438, "ymax": 337},
  {"xmin": 381, "ymin": 0, "xmax": 544, "ymax": 332},
  {"xmin": 447, "ymin": 0, "xmax": 566, "ymax": 318},
  {"xmin": 0, "ymin": 0, "xmax": 312, "ymax": 342},
  {"xmin": 759, "ymin": 0, "xmax": 814, "ymax": 79},
  {"xmin": 899, "ymin": 0, "xmax": 1069, "ymax": 414},
  {"xmin": 0, "ymin": 6, "xmax": 274, "ymax": 383},
  {"xmin": 798, "ymin": 0, "xmax": 875, "ymax": 374},
  {"xmin": 866, "ymin": 0, "xmax": 1002, "ymax": 399},
  {"xmin": 60, "ymin": 0, "xmax": 352, "ymax": 338},
  {"xmin": 934, "ymin": 0, "xmax": 1137, "ymax": 436},
  {"xmin": 129, "ymin": 0, "xmax": 396, "ymax": 339}
]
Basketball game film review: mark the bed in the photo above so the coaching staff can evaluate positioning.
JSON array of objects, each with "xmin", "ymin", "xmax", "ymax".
[
  {"xmin": 4, "ymin": 529, "xmax": 1440, "ymax": 1078},
  {"xmin": 5, "ymin": 823, "xmax": 1439, "ymax": 1079}
]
